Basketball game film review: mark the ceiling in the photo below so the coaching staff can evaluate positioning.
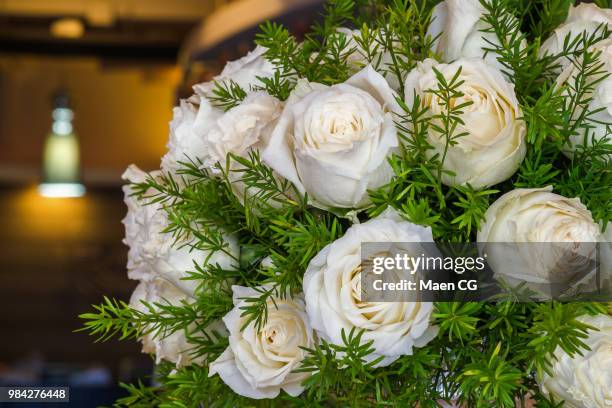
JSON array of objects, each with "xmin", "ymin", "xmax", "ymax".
[
  {"xmin": 0, "ymin": 0, "xmax": 229, "ymax": 23},
  {"xmin": 0, "ymin": 0, "xmax": 234, "ymax": 60}
]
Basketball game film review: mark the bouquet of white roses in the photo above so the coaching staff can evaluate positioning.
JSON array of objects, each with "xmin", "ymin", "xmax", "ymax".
[{"xmin": 81, "ymin": 0, "xmax": 612, "ymax": 407}]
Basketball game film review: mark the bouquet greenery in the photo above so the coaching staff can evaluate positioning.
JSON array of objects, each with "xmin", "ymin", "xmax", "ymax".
[{"xmin": 81, "ymin": 0, "xmax": 612, "ymax": 406}]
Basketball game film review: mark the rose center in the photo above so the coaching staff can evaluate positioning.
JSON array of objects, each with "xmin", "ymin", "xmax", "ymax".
[
  {"xmin": 349, "ymin": 266, "xmax": 385, "ymax": 320},
  {"xmin": 267, "ymin": 330, "xmax": 277, "ymax": 343},
  {"xmin": 298, "ymin": 90, "xmax": 383, "ymax": 154}
]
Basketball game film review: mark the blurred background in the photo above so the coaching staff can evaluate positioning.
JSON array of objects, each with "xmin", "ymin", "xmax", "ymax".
[{"xmin": 0, "ymin": 0, "xmax": 322, "ymax": 405}]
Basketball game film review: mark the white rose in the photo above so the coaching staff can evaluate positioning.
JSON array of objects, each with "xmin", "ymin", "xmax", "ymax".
[
  {"xmin": 477, "ymin": 187, "xmax": 603, "ymax": 294},
  {"xmin": 122, "ymin": 165, "xmax": 239, "ymax": 295},
  {"xmin": 209, "ymin": 285, "xmax": 314, "ymax": 399},
  {"xmin": 556, "ymin": 38, "xmax": 612, "ymax": 158},
  {"xmin": 405, "ymin": 58, "xmax": 526, "ymax": 189},
  {"xmin": 190, "ymin": 89, "xmax": 286, "ymax": 208},
  {"xmin": 336, "ymin": 27, "xmax": 400, "ymax": 90},
  {"xmin": 540, "ymin": 3, "xmax": 612, "ymax": 70},
  {"xmin": 303, "ymin": 208, "xmax": 438, "ymax": 368},
  {"xmin": 336, "ymin": 27, "xmax": 373, "ymax": 70},
  {"xmin": 478, "ymin": 187, "xmax": 602, "ymax": 243},
  {"xmin": 161, "ymin": 90, "xmax": 282, "ymax": 174},
  {"xmin": 161, "ymin": 97, "xmax": 211, "ymax": 174},
  {"xmin": 192, "ymin": 90, "xmax": 283, "ymax": 172},
  {"xmin": 161, "ymin": 45, "xmax": 279, "ymax": 175},
  {"xmin": 540, "ymin": 314, "xmax": 612, "ymax": 408},
  {"xmin": 262, "ymin": 66, "xmax": 400, "ymax": 210},
  {"xmin": 159, "ymin": 87, "xmax": 286, "ymax": 209},
  {"xmin": 197, "ymin": 45, "xmax": 276, "ymax": 94},
  {"xmin": 427, "ymin": 0, "xmax": 508, "ymax": 73},
  {"xmin": 129, "ymin": 278, "xmax": 225, "ymax": 367}
]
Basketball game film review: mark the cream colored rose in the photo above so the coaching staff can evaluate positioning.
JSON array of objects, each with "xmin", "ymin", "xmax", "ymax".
[
  {"xmin": 122, "ymin": 165, "xmax": 239, "ymax": 295},
  {"xmin": 556, "ymin": 38, "xmax": 612, "ymax": 159},
  {"xmin": 303, "ymin": 208, "xmax": 438, "ymax": 368},
  {"xmin": 262, "ymin": 66, "xmax": 399, "ymax": 209},
  {"xmin": 540, "ymin": 314, "xmax": 612, "ymax": 408},
  {"xmin": 130, "ymin": 278, "xmax": 225, "ymax": 367},
  {"xmin": 209, "ymin": 285, "xmax": 314, "ymax": 399},
  {"xmin": 405, "ymin": 58, "xmax": 526, "ymax": 189},
  {"xmin": 477, "ymin": 187, "xmax": 603, "ymax": 294},
  {"xmin": 427, "ymin": 0, "xmax": 508, "ymax": 72},
  {"xmin": 541, "ymin": 3, "xmax": 612, "ymax": 71}
]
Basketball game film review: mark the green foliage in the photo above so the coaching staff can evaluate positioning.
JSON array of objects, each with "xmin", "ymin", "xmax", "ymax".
[
  {"xmin": 434, "ymin": 302, "xmax": 482, "ymax": 343},
  {"xmin": 480, "ymin": 0, "xmax": 542, "ymax": 93},
  {"xmin": 254, "ymin": 0, "xmax": 435, "ymax": 95},
  {"xmin": 427, "ymin": 67, "xmax": 473, "ymax": 182},
  {"xmin": 527, "ymin": 0, "xmax": 572, "ymax": 40},
  {"xmin": 519, "ymin": 25, "xmax": 612, "ymax": 225},
  {"xmin": 523, "ymin": 302, "xmax": 597, "ymax": 378},
  {"xmin": 450, "ymin": 187, "xmax": 499, "ymax": 237},
  {"xmin": 79, "ymin": 297, "xmax": 141, "ymax": 342},
  {"xmin": 255, "ymin": 0, "xmax": 355, "ymax": 87},
  {"xmin": 80, "ymin": 0, "xmax": 612, "ymax": 406},
  {"xmin": 114, "ymin": 380, "xmax": 161, "ymax": 407},
  {"xmin": 296, "ymin": 328, "xmax": 383, "ymax": 406},
  {"xmin": 78, "ymin": 295, "xmax": 230, "ymax": 353},
  {"xmin": 380, "ymin": 0, "xmax": 437, "ymax": 95},
  {"xmin": 595, "ymin": 0, "xmax": 612, "ymax": 10},
  {"xmin": 114, "ymin": 364, "xmax": 255, "ymax": 408},
  {"xmin": 458, "ymin": 342, "xmax": 523, "ymax": 408},
  {"xmin": 209, "ymin": 80, "xmax": 247, "ymax": 111},
  {"xmin": 371, "ymin": 65, "xmax": 503, "ymax": 243}
]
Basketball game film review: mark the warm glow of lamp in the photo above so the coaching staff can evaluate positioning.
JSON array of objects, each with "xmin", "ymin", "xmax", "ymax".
[
  {"xmin": 50, "ymin": 18, "xmax": 85, "ymax": 39},
  {"xmin": 38, "ymin": 92, "xmax": 85, "ymax": 198}
]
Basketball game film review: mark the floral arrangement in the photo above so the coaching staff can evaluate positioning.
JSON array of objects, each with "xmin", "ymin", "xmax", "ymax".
[{"xmin": 81, "ymin": 0, "xmax": 612, "ymax": 407}]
